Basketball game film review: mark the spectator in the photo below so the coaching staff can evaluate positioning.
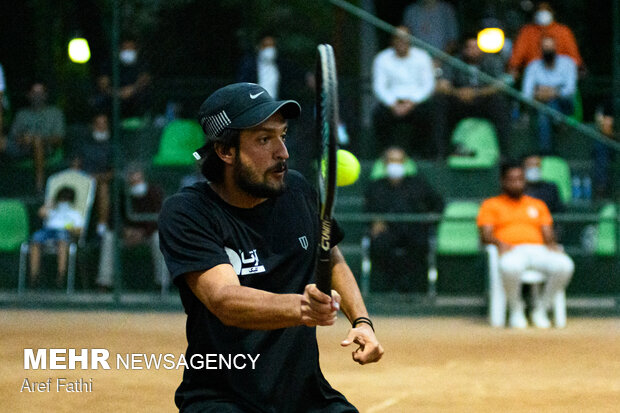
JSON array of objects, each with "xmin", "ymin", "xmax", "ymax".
[
  {"xmin": 29, "ymin": 187, "xmax": 84, "ymax": 289},
  {"xmin": 593, "ymin": 100, "xmax": 617, "ymax": 198},
  {"xmin": 437, "ymin": 34, "xmax": 511, "ymax": 152},
  {"xmin": 477, "ymin": 160, "xmax": 573, "ymax": 328},
  {"xmin": 523, "ymin": 154, "xmax": 564, "ymax": 213},
  {"xmin": 97, "ymin": 38, "xmax": 152, "ymax": 119},
  {"xmin": 3, "ymin": 82, "xmax": 66, "ymax": 192},
  {"xmin": 402, "ymin": 0, "xmax": 459, "ymax": 54},
  {"xmin": 96, "ymin": 163, "xmax": 168, "ymax": 291},
  {"xmin": 236, "ymin": 32, "xmax": 310, "ymax": 101},
  {"xmin": 73, "ymin": 113, "xmax": 114, "ymax": 236},
  {"xmin": 88, "ymin": 74, "xmax": 112, "ymax": 116},
  {"xmin": 237, "ymin": 32, "xmax": 314, "ymax": 176},
  {"xmin": 372, "ymin": 26, "xmax": 447, "ymax": 158},
  {"xmin": 508, "ymin": 1, "xmax": 583, "ymax": 78},
  {"xmin": 364, "ymin": 146, "xmax": 444, "ymax": 292},
  {"xmin": 522, "ymin": 36, "xmax": 577, "ymax": 154}
]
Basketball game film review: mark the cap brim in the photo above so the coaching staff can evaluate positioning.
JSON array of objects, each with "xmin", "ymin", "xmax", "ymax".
[
  {"xmin": 231, "ymin": 100, "xmax": 301, "ymax": 130},
  {"xmin": 192, "ymin": 100, "xmax": 301, "ymax": 160}
]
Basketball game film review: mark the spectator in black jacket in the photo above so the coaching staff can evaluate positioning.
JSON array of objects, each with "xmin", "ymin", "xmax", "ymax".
[
  {"xmin": 523, "ymin": 154, "xmax": 564, "ymax": 213},
  {"xmin": 237, "ymin": 32, "xmax": 314, "ymax": 177},
  {"xmin": 364, "ymin": 146, "xmax": 444, "ymax": 292},
  {"xmin": 236, "ymin": 32, "xmax": 309, "ymax": 101}
]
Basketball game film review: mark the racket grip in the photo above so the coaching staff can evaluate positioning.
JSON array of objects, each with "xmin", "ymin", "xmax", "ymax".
[{"xmin": 315, "ymin": 252, "xmax": 332, "ymax": 295}]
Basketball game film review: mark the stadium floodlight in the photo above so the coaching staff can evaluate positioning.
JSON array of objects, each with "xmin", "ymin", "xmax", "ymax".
[
  {"xmin": 68, "ymin": 37, "xmax": 91, "ymax": 63},
  {"xmin": 477, "ymin": 28, "xmax": 504, "ymax": 53}
]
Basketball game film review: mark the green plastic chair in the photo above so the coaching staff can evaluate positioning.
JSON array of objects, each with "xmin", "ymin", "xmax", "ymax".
[
  {"xmin": 121, "ymin": 117, "xmax": 147, "ymax": 131},
  {"xmin": 596, "ymin": 203, "xmax": 617, "ymax": 256},
  {"xmin": 152, "ymin": 119, "xmax": 205, "ymax": 166},
  {"xmin": 16, "ymin": 147, "xmax": 64, "ymax": 169},
  {"xmin": 369, "ymin": 158, "xmax": 417, "ymax": 180},
  {"xmin": 436, "ymin": 201, "xmax": 481, "ymax": 255},
  {"xmin": 541, "ymin": 156, "xmax": 572, "ymax": 204},
  {"xmin": 447, "ymin": 118, "xmax": 499, "ymax": 169},
  {"xmin": 569, "ymin": 87, "xmax": 583, "ymax": 123},
  {"xmin": 0, "ymin": 199, "xmax": 29, "ymax": 252}
]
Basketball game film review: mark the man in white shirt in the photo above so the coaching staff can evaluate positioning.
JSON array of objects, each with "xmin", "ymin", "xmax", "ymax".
[
  {"xmin": 372, "ymin": 26, "xmax": 446, "ymax": 158},
  {"xmin": 522, "ymin": 36, "xmax": 577, "ymax": 154}
]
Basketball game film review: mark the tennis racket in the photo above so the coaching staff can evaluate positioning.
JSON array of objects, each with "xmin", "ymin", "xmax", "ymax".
[{"xmin": 315, "ymin": 44, "xmax": 339, "ymax": 295}]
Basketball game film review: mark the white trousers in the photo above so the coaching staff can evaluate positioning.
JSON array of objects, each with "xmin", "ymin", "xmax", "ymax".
[{"xmin": 499, "ymin": 244, "xmax": 574, "ymax": 309}]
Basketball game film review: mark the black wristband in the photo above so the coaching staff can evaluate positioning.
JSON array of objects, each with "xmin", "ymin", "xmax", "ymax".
[{"xmin": 352, "ymin": 317, "xmax": 374, "ymax": 332}]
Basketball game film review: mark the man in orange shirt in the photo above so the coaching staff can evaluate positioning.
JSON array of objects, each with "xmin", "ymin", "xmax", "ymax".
[
  {"xmin": 508, "ymin": 2, "xmax": 583, "ymax": 78},
  {"xmin": 477, "ymin": 160, "xmax": 573, "ymax": 328}
]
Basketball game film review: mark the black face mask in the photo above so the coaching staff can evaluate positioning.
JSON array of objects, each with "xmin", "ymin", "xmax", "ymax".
[{"xmin": 542, "ymin": 50, "xmax": 556, "ymax": 64}]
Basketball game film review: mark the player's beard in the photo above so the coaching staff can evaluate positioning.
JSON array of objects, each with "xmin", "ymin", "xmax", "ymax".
[{"xmin": 233, "ymin": 155, "xmax": 288, "ymax": 199}]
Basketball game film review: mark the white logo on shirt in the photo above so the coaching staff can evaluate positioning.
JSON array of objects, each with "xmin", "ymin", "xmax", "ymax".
[
  {"xmin": 225, "ymin": 247, "xmax": 266, "ymax": 275},
  {"xmin": 298, "ymin": 236, "xmax": 309, "ymax": 250},
  {"xmin": 527, "ymin": 206, "xmax": 539, "ymax": 218}
]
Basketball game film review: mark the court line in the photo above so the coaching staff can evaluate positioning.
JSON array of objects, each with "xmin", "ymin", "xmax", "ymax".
[{"xmin": 367, "ymin": 391, "xmax": 410, "ymax": 413}]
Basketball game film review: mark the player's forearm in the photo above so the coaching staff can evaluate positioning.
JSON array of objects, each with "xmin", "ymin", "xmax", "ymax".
[
  {"xmin": 205, "ymin": 284, "xmax": 303, "ymax": 330},
  {"xmin": 330, "ymin": 246, "xmax": 368, "ymax": 323}
]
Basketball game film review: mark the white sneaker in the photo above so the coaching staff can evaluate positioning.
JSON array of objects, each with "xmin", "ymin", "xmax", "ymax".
[
  {"xmin": 509, "ymin": 306, "xmax": 528, "ymax": 329},
  {"xmin": 531, "ymin": 306, "xmax": 551, "ymax": 329}
]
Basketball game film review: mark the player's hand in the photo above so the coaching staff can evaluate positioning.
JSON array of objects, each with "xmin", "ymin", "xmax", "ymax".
[
  {"xmin": 497, "ymin": 241, "xmax": 513, "ymax": 255},
  {"xmin": 300, "ymin": 284, "xmax": 340, "ymax": 327},
  {"xmin": 341, "ymin": 324, "xmax": 384, "ymax": 365}
]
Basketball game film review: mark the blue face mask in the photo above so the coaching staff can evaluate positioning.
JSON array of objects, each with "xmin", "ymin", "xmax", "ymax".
[
  {"xmin": 525, "ymin": 167, "xmax": 542, "ymax": 183},
  {"xmin": 386, "ymin": 162, "xmax": 405, "ymax": 180}
]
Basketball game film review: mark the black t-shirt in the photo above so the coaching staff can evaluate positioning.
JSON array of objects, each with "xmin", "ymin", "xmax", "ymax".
[{"xmin": 158, "ymin": 171, "xmax": 355, "ymax": 413}]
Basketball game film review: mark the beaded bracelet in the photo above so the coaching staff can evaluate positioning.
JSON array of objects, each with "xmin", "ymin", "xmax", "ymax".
[{"xmin": 352, "ymin": 316, "xmax": 374, "ymax": 332}]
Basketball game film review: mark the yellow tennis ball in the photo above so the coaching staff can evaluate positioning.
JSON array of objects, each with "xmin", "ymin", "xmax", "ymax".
[{"xmin": 337, "ymin": 149, "xmax": 360, "ymax": 187}]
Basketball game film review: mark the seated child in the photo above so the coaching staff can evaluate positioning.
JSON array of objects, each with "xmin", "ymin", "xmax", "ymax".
[{"xmin": 29, "ymin": 186, "xmax": 84, "ymax": 288}]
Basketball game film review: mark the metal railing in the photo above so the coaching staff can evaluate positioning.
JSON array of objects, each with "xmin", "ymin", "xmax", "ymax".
[{"xmin": 328, "ymin": 0, "xmax": 620, "ymax": 152}]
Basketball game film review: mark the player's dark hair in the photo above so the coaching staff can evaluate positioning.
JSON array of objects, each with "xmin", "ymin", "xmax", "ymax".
[
  {"xmin": 55, "ymin": 186, "xmax": 76, "ymax": 204},
  {"xmin": 200, "ymin": 128, "xmax": 241, "ymax": 183},
  {"xmin": 500, "ymin": 159, "xmax": 523, "ymax": 178}
]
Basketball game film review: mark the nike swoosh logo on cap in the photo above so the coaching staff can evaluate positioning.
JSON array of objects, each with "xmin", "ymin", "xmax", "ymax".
[{"xmin": 249, "ymin": 91, "xmax": 265, "ymax": 99}]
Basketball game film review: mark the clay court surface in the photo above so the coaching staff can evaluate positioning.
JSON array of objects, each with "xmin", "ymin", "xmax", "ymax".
[{"xmin": 2, "ymin": 310, "xmax": 619, "ymax": 412}]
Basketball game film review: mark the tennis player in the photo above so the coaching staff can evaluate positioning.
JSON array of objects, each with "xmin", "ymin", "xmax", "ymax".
[{"xmin": 159, "ymin": 83, "xmax": 383, "ymax": 412}]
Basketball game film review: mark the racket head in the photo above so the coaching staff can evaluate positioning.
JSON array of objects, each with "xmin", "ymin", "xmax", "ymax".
[
  {"xmin": 315, "ymin": 44, "xmax": 340, "ymax": 294},
  {"xmin": 315, "ymin": 44, "xmax": 339, "ymax": 221}
]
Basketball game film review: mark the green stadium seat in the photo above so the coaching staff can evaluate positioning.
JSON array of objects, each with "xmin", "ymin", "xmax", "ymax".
[
  {"xmin": 569, "ymin": 87, "xmax": 583, "ymax": 123},
  {"xmin": 596, "ymin": 203, "xmax": 617, "ymax": 256},
  {"xmin": 121, "ymin": 117, "xmax": 147, "ymax": 131},
  {"xmin": 436, "ymin": 201, "xmax": 481, "ymax": 255},
  {"xmin": 447, "ymin": 118, "xmax": 499, "ymax": 169},
  {"xmin": 152, "ymin": 119, "xmax": 205, "ymax": 166},
  {"xmin": 541, "ymin": 156, "xmax": 572, "ymax": 203},
  {"xmin": 0, "ymin": 199, "xmax": 30, "ymax": 252},
  {"xmin": 16, "ymin": 147, "xmax": 64, "ymax": 169}
]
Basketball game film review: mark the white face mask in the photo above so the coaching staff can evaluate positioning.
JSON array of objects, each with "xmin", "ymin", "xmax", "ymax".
[
  {"xmin": 93, "ymin": 130, "xmax": 110, "ymax": 142},
  {"xmin": 258, "ymin": 46, "xmax": 277, "ymax": 62},
  {"xmin": 56, "ymin": 201, "xmax": 72, "ymax": 211},
  {"xmin": 386, "ymin": 162, "xmax": 406, "ymax": 180},
  {"xmin": 130, "ymin": 182, "xmax": 148, "ymax": 197},
  {"xmin": 534, "ymin": 10, "xmax": 553, "ymax": 26},
  {"xmin": 525, "ymin": 167, "xmax": 542, "ymax": 183},
  {"xmin": 120, "ymin": 49, "xmax": 138, "ymax": 65}
]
